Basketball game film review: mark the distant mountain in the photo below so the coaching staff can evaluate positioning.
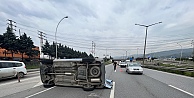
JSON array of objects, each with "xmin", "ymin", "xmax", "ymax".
[
  {"xmin": 113, "ymin": 48, "xmax": 193, "ymax": 59},
  {"xmin": 146, "ymin": 48, "xmax": 193, "ymax": 58}
]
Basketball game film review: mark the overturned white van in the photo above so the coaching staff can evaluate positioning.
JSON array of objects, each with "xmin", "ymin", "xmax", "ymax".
[{"xmin": 40, "ymin": 58, "xmax": 112, "ymax": 91}]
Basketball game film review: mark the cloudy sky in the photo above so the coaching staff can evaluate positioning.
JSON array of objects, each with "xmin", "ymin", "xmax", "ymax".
[{"xmin": 0, "ymin": 0, "xmax": 194, "ymax": 58}]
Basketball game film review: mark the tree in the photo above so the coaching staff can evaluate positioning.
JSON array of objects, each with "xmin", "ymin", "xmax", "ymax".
[
  {"xmin": 18, "ymin": 33, "xmax": 29, "ymax": 61},
  {"xmin": 2, "ymin": 27, "xmax": 18, "ymax": 60},
  {"xmin": 42, "ymin": 41, "xmax": 90, "ymax": 59},
  {"xmin": 0, "ymin": 34, "xmax": 4, "ymax": 48},
  {"xmin": 89, "ymin": 54, "xmax": 94, "ymax": 58},
  {"xmin": 25, "ymin": 36, "xmax": 38, "ymax": 59},
  {"xmin": 42, "ymin": 40, "xmax": 52, "ymax": 59}
]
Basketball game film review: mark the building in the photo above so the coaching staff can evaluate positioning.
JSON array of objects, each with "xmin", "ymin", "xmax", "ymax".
[{"xmin": 0, "ymin": 46, "xmax": 40, "ymax": 61}]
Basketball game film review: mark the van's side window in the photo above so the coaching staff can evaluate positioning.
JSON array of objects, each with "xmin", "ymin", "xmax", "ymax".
[
  {"xmin": 7, "ymin": 63, "xmax": 14, "ymax": 67},
  {"xmin": 0, "ymin": 62, "xmax": 9, "ymax": 68},
  {"xmin": 12, "ymin": 63, "xmax": 18, "ymax": 67},
  {"xmin": 16, "ymin": 63, "xmax": 22, "ymax": 67},
  {"xmin": 0, "ymin": 63, "xmax": 3, "ymax": 68}
]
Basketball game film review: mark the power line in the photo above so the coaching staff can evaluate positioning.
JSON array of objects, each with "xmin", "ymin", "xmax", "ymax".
[
  {"xmin": 16, "ymin": 22, "xmax": 194, "ymax": 42},
  {"xmin": 2, "ymin": 19, "xmax": 192, "ymax": 57}
]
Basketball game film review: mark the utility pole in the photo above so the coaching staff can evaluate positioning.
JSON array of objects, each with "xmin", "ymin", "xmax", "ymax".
[
  {"xmin": 135, "ymin": 22, "xmax": 162, "ymax": 64},
  {"xmin": 19, "ymin": 29, "xmax": 21, "ymax": 36},
  {"xmin": 91, "ymin": 41, "xmax": 96, "ymax": 57},
  {"xmin": 38, "ymin": 31, "xmax": 46, "ymax": 58},
  {"xmin": 137, "ymin": 48, "xmax": 139, "ymax": 58},
  {"xmin": 177, "ymin": 43, "xmax": 183, "ymax": 64},
  {"xmin": 92, "ymin": 41, "xmax": 94, "ymax": 56},
  {"xmin": 126, "ymin": 51, "xmax": 127, "ymax": 60},
  {"xmin": 192, "ymin": 40, "xmax": 194, "ymax": 58},
  {"xmin": 94, "ymin": 42, "xmax": 96, "ymax": 57},
  {"xmin": 106, "ymin": 49, "xmax": 107, "ymax": 58},
  {"xmin": 7, "ymin": 19, "xmax": 16, "ymax": 33}
]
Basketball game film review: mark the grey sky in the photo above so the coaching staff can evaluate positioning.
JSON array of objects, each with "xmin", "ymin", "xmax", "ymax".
[{"xmin": 0, "ymin": 0, "xmax": 194, "ymax": 57}]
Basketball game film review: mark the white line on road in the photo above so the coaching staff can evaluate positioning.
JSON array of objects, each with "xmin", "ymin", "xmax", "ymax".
[
  {"xmin": 25, "ymin": 86, "xmax": 55, "ymax": 98},
  {"xmin": 33, "ymin": 80, "xmax": 42, "ymax": 88},
  {"xmin": 168, "ymin": 85, "xmax": 194, "ymax": 97},
  {"xmin": 145, "ymin": 68, "xmax": 194, "ymax": 79},
  {"xmin": 110, "ymin": 82, "xmax": 115, "ymax": 98},
  {"xmin": 0, "ymin": 76, "xmax": 40, "ymax": 87}
]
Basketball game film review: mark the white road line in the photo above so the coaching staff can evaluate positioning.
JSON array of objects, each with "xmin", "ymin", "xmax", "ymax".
[
  {"xmin": 145, "ymin": 68, "xmax": 194, "ymax": 79},
  {"xmin": 33, "ymin": 81, "xmax": 42, "ymax": 88},
  {"xmin": 110, "ymin": 82, "xmax": 115, "ymax": 98},
  {"xmin": 25, "ymin": 86, "xmax": 55, "ymax": 98},
  {"xmin": 168, "ymin": 85, "xmax": 194, "ymax": 97},
  {"xmin": 0, "ymin": 76, "xmax": 40, "ymax": 87}
]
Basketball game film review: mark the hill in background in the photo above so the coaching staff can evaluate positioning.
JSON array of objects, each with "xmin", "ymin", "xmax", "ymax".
[{"xmin": 113, "ymin": 48, "xmax": 193, "ymax": 59}]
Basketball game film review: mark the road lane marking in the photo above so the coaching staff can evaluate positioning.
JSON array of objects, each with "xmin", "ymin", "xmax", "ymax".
[
  {"xmin": 33, "ymin": 80, "xmax": 42, "ymax": 88},
  {"xmin": 25, "ymin": 86, "xmax": 55, "ymax": 98},
  {"xmin": 145, "ymin": 68, "xmax": 194, "ymax": 79},
  {"xmin": 168, "ymin": 85, "xmax": 194, "ymax": 97},
  {"xmin": 110, "ymin": 82, "xmax": 115, "ymax": 98},
  {"xmin": 0, "ymin": 76, "xmax": 40, "ymax": 87}
]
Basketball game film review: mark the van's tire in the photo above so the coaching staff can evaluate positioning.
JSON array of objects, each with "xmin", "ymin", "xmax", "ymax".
[
  {"xmin": 43, "ymin": 84, "xmax": 54, "ymax": 88},
  {"xmin": 83, "ymin": 85, "xmax": 95, "ymax": 91},
  {"xmin": 90, "ymin": 66, "xmax": 100, "ymax": 77},
  {"xmin": 43, "ymin": 81, "xmax": 55, "ymax": 88},
  {"xmin": 17, "ymin": 72, "xmax": 24, "ymax": 78}
]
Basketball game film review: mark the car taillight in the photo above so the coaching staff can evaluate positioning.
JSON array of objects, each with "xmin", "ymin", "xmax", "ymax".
[{"xmin": 24, "ymin": 65, "xmax": 26, "ymax": 68}]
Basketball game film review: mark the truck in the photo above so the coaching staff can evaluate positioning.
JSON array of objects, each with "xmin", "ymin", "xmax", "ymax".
[{"xmin": 40, "ymin": 58, "xmax": 112, "ymax": 91}]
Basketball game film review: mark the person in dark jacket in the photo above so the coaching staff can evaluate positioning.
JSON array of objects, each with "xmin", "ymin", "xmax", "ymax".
[{"xmin": 113, "ymin": 61, "xmax": 117, "ymax": 72}]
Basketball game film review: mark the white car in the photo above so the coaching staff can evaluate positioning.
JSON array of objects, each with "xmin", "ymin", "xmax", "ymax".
[
  {"xmin": 0, "ymin": 61, "xmax": 27, "ymax": 79},
  {"xmin": 126, "ymin": 62, "xmax": 143, "ymax": 74},
  {"xmin": 119, "ymin": 62, "xmax": 127, "ymax": 68}
]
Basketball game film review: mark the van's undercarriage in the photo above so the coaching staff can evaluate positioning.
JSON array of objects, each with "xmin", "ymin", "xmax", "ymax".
[{"xmin": 40, "ymin": 58, "xmax": 112, "ymax": 91}]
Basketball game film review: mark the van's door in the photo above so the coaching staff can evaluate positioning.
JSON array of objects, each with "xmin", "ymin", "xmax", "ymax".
[
  {"xmin": 0, "ymin": 62, "xmax": 16, "ymax": 78},
  {"xmin": 0, "ymin": 63, "xmax": 4, "ymax": 78}
]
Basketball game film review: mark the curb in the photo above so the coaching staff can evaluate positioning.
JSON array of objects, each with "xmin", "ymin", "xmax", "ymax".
[{"xmin": 27, "ymin": 68, "xmax": 40, "ymax": 72}]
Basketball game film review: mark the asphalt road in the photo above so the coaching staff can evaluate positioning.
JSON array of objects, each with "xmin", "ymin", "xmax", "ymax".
[{"xmin": 0, "ymin": 64, "xmax": 194, "ymax": 98}]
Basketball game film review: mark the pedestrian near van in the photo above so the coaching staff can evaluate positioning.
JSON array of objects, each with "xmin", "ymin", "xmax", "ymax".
[{"xmin": 113, "ymin": 62, "xmax": 117, "ymax": 72}]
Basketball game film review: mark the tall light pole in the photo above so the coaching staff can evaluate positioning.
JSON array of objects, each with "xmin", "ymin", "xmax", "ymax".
[
  {"xmin": 126, "ymin": 51, "xmax": 127, "ymax": 60},
  {"xmin": 135, "ymin": 22, "xmax": 162, "ymax": 64},
  {"xmin": 177, "ymin": 43, "xmax": 183, "ymax": 64},
  {"xmin": 137, "ymin": 48, "xmax": 139, "ymax": 58},
  {"xmin": 192, "ymin": 40, "xmax": 194, "ymax": 59},
  {"xmin": 55, "ymin": 16, "xmax": 68, "ymax": 59}
]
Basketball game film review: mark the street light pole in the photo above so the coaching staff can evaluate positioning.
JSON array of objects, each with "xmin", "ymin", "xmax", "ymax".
[
  {"xmin": 55, "ymin": 16, "xmax": 68, "ymax": 59},
  {"xmin": 135, "ymin": 22, "xmax": 162, "ymax": 64},
  {"xmin": 137, "ymin": 48, "xmax": 139, "ymax": 58},
  {"xmin": 177, "ymin": 43, "xmax": 183, "ymax": 64}
]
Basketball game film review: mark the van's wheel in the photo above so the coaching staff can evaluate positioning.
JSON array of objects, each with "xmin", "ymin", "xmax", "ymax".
[
  {"xmin": 83, "ymin": 85, "xmax": 95, "ymax": 91},
  {"xmin": 43, "ymin": 83, "xmax": 54, "ymax": 88},
  {"xmin": 43, "ymin": 81, "xmax": 54, "ymax": 88},
  {"xmin": 17, "ymin": 72, "xmax": 24, "ymax": 78}
]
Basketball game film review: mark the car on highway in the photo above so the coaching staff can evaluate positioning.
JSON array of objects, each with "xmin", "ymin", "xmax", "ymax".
[
  {"xmin": 119, "ymin": 61, "xmax": 127, "ymax": 68},
  {"xmin": 126, "ymin": 62, "xmax": 143, "ymax": 75},
  {"xmin": 0, "ymin": 61, "xmax": 27, "ymax": 79}
]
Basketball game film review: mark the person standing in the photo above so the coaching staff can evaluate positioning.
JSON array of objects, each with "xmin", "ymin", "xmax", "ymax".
[{"xmin": 113, "ymin": 61, "xmax": 117, "ymax": 72}]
